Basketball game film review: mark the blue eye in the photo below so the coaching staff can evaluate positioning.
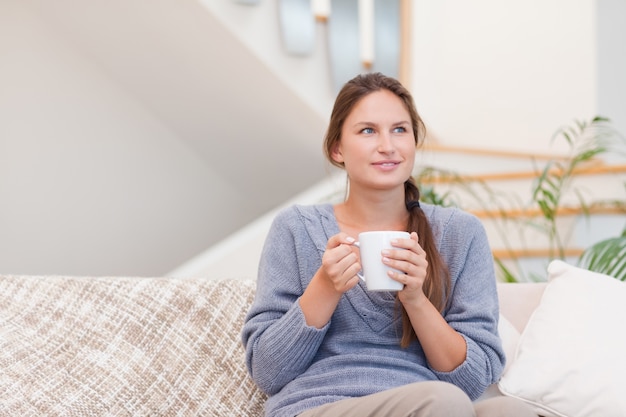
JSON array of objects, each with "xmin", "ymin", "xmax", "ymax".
[
  {"xmin": 361, "ymin": 127, "xmax": 374, "ymax": 134},
  {"xmin": 393, "ymin": 126, "xmax": 407, "ymax": 133}
]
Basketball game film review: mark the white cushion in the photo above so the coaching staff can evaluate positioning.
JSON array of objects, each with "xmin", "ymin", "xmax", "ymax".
[{"xmin": 498, "ymin": 260, "xmax": 626, "ymax": 417}]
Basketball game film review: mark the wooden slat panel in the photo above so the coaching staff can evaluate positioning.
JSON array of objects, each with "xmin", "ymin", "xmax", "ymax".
[
  {"xmin": 423, "ymin": 142, "xmax": 582, "ymax": 161},
  {"xmin": 398, "ymin": 0, "xmax": 411, "ymax": 87},
  {"xmin": 470, "ymin": 205, "xmax": 626, "ymax": 219},
  {"xmin": 492, "ymin": 248, "xmax": 584, "ymax": 259},
  {"xmin": 419, "ymin": 163, "xmax": 626, "ymax": 184}
]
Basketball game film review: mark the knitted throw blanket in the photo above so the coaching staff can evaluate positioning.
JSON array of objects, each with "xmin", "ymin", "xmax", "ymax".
[{"xmin": 0, "ymin": 275, "xmax": 266, "ymax": 416}]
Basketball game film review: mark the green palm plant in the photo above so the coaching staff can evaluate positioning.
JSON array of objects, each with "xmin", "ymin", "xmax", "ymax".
[
  {"xmin": 530, "ymin": 116, "xmax": 623, "ymax": 260},
  {"xmin": 579, "ymin": 225, "xmax": 626, "ymax": 281},
  {"xmin": 415, "ymin": 116, "xmax": 626, "ymax": 282},
  {"xmin": 528, "ymin": 117, "xmax": 626, "ymax": 281}
]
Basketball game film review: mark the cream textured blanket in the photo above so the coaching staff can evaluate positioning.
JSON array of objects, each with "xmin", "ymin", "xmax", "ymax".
[{"xmin": 0, "ymin": 275, "xmax": 266, "ymax": 416}]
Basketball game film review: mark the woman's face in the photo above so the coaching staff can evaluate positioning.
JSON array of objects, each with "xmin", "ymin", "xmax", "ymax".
[{"xmin": 331, "ymin": 89, "xmax": 415, "ymax": 192}]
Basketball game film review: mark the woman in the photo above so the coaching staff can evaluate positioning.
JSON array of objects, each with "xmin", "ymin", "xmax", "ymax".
[{"xmin": 242, "ymin": 73, "xmax": 535, "ymax": 417}]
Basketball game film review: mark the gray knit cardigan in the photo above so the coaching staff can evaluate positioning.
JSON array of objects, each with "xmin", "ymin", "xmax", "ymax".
[{"xmin": 242, "ymin": 203, "xmax": 504, "ymax": 417}]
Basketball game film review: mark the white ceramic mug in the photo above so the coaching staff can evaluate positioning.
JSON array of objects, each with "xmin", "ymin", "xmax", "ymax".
[{"xmin": 354, "ymin": 231, "xmax": 409, "ymax": 291}]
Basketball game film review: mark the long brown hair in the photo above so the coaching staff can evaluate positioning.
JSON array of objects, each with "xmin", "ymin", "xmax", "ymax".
[{"xmin": 323, "ymin": 72, "xmax": 451, "ymax": 348}]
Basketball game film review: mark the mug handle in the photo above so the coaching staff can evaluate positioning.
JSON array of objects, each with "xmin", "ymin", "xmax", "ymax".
[{"xmin": 351, "ymin": 241, "xmax": 366, "ymax": 282}]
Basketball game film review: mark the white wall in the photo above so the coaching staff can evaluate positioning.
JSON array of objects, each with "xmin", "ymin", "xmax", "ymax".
[
  {"xmin": 0, "ymin": 3, "xmax": 249, "ymax": 276},
  {"xmin": 412, "ymin": 0, "xmax": 596, "ymax": 154}
]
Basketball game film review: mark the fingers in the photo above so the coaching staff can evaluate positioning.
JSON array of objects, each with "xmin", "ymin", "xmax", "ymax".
[
  {"xmin": 383, "ymin": 233, "xmax": 428, "ymax": 287},
  {"xmin": 326, "ymin": 232, "xmax": 356, "ymax": 249},
  {"xmin": 384, "ymin": 237, "xmax": 426, "ymax": 269},
  {"xmin": 389, "ymin": 232, "xmax": 422, "ymax": 253},
  {"xmin": 322, "ymin": 233, "xmax": 360, "ymax": 292},
  {"xmin": 383, "ymin": 255, "xmax": 427, "ymax": 282}
]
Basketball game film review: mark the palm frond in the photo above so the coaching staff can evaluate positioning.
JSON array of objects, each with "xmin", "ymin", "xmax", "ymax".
[{"xmin": 578, "ymin": 231, "xmax": 626, "ymax": 281}]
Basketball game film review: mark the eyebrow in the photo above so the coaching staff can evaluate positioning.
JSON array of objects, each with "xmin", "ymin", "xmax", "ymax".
[{"xmin": 352, "ymin": 120, "xmax": 411, "ymax": 128}]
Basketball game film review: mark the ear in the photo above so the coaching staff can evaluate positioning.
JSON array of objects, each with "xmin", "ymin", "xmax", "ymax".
[{"xmin": 330, "ymin": 144, "xmax": 344, "ymax": 164}]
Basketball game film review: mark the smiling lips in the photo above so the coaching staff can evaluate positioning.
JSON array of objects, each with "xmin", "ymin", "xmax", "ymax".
[{"xmin": 372, "ymin": 160, "xmax": 401, "ymax": 170}]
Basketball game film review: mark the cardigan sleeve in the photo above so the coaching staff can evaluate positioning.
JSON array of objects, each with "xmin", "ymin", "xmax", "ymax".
[
  {"xmin": 429, "ymin": 210, "xmax": 505, "ymax": 400},
  {"xmin": 241, "ymin": 207, "xmax": 329, "ymax": 395}
]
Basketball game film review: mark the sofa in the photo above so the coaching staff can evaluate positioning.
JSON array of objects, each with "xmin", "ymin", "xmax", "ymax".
[{"xmin": 0, "ymin": 260, "xmax": 624, "ymax": 417}]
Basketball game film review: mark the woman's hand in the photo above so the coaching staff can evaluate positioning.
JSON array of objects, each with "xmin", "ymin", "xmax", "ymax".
[
  {"xmin": 382, "ymin": 232, "xmax": 429, "ymax": 306},
  {"xmin": 383, "ymin": 232, "xmax": 467, "ymax": 370},
  {"xmin": 320, "ymin": 232, "xmax": 362, "ymax": 294},
  {"xmin": 300, "ymin": 233, "xmax": 359, "ymax": 328}
]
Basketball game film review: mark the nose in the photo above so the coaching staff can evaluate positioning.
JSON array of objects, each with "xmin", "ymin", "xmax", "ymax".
[{"xmin": 377, "ymin": 132, "xmax": 394, "ymax": 153}]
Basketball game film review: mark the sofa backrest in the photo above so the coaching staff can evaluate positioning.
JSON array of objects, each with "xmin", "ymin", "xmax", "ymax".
[
  {"xmin": 0, "ymin": 274, "xmax": 549, "ymax": 416},
  {"xmin": 496, "ymin": 282, "xmax": 547, "ymax": 333}
]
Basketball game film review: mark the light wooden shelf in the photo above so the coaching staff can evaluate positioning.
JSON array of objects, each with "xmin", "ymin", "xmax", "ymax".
[
  {"xmin": 470, "ymin": 205, "xmax": 626, "ymax": 220},
  {"xmin": 419, "ymin": 163, "xmax": 626, "ymax": 184},
  {"xmin": 422, "ymin": 142, "xmax": 572, "ymax": 161},
  {"xmin": 492, "ymin": 248, "xmax": 584, "ymax": 260}
]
